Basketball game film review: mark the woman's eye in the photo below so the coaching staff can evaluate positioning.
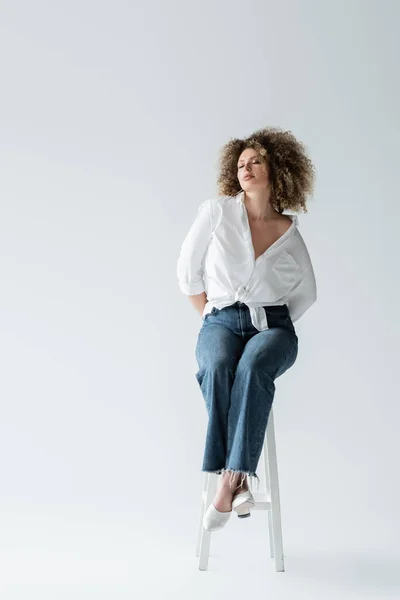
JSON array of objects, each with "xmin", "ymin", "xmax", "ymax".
[{"xmin": 238, "ymin": 160, "xmax": 259, "ymax": 169}]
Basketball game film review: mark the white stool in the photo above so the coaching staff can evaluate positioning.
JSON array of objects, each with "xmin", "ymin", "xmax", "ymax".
[{"xmin": 195, "ymin": 407, "xmax": 285, "ymax": 571}]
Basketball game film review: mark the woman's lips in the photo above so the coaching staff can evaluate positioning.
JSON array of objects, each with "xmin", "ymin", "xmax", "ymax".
[{"xmin": 243, "ymin": 175, "xmax": 254, "ymax": 180}]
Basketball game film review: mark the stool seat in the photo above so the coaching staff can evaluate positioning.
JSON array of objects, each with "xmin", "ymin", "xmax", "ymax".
[{"xmin": 195, "ymin": 407, "xmax": 285, "ymax": 571}]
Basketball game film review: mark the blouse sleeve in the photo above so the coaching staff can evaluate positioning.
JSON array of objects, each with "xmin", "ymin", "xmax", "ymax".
[
  {"xmin": 286, "ymin": 263, "xmax": 317, "ymax": 323},
  {"xmin": 176, "ymin": 199, "xmax": 213, "ymax": 295}
]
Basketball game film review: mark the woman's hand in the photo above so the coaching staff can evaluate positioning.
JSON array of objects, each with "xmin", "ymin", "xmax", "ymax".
[{"xmin": 188, "ymin": 291, "xmax": 208, "ymax": 316}]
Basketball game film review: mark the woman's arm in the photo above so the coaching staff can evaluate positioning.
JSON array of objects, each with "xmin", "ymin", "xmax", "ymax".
[
  {"xmin": 176, "ymin": 199, "xmax": 213, "ymax": 308},
  {"xmin": 287, "ymin": 264, "xmax": 317, "ymax": 323}
]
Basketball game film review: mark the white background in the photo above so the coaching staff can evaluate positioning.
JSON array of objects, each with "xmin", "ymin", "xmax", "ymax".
[{"xmin": 0, "ymin": 1, "xmax": 399, "ymax": 598}]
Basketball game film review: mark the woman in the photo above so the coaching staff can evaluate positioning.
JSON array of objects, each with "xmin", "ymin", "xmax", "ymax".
[{"xmin": 176, "ymin": 127, "xmax": 317, "ymax": 531}]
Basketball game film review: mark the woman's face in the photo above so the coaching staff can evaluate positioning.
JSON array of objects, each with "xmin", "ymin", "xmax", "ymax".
[{"xmin": 237, "ymin": 148, "xmax": 269, "ymax": 191}]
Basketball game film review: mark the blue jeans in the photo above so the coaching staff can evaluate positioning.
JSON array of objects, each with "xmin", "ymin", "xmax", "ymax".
[{"xmin": 195, "ymin": 301, "xmax": 298, "ymax": 491}]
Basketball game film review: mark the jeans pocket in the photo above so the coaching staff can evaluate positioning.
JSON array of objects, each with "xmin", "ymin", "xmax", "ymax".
[{"xmin": 203, "ymin": 306, "xmax": 219, "ymax": 321}]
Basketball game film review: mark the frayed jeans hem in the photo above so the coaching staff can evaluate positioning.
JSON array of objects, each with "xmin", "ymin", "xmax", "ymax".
[{"xmin": 201, "ymin": 467, "xmax": 260, "ymax": 492}]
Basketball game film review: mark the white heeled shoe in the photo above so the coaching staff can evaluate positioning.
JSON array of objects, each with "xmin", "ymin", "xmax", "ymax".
[
  {"xmin": 203, "ymin": 503, "xmax": 232, "ymax": 531},
  {"xmin": 232, "ymin": 490, "xmax": 255, "ymax": 518}
]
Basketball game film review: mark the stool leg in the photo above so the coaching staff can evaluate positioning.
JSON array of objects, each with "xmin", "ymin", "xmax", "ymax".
[
  {"xmin": 267, "ymin": 510, "xmax": 274, "ymax": 558},
  {"xmin": 195, "ymin": 472, "xmax": 209, "ymax": 557},
  {"xmin": 263, "ymin": 438, "xmax": 275, "ymax": 558},
  {"xmin": 266, "ymin": 409, "xmax": 285, "ymax": 572},
  {"xmin": 198, "ymin": 472, "xmax": 218, "ymax": 571}
]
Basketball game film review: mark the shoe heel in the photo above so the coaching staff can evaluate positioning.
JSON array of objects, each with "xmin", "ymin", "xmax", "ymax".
[
  {"xmin": 232, "ymin": 490, "xmax": 255, "ymax": 519},
  {"xmin": 235, "ymin": 501, "xmax": 253, "ymax": 518}
]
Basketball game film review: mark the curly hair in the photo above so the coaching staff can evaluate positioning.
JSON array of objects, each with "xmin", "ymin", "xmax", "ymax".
[{"xmin": 216, "ymin": 127, "xmax": 315, "ymax": 214}]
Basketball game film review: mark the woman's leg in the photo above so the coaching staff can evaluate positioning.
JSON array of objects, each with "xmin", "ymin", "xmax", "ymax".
[
  {"xmin": 225, "ymin": 324, "xmax": 298, "ymax": 492},
  {"xmin": 195, "ymin": 316, "xmax": 244, "ymax": 474}
]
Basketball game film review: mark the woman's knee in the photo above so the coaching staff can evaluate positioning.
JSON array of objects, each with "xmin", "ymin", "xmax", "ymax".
[{"xmin": 200, "ymin": 355, "xmax": 237, "ymax": 373}]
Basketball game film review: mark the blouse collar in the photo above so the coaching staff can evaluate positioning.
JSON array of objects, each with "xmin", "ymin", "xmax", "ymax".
[{"xmin": 235, "ymin": 190, "xmax": 299, "ymax": 227}]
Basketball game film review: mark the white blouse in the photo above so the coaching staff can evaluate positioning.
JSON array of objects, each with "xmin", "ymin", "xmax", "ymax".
[{"xmin": 176, "ymin": 190, "xmax": 317, "ymax": 330}]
